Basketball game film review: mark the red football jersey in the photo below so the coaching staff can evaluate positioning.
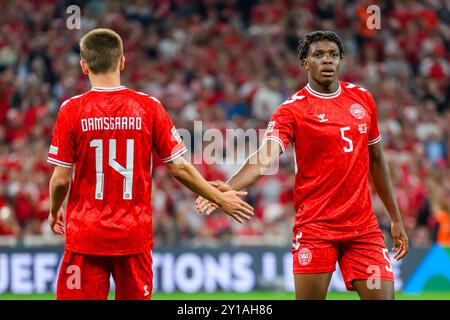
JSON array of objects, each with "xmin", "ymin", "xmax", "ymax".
[
  {"xmin": 48, "ymin": 86, "xmax": 186, "ymax": 255},
  {"xmin": 263, "ymin": 81, "xmax": 381, "ymax": 239}
]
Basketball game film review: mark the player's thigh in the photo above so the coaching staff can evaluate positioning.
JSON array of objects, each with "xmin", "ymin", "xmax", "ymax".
[
  {"xmin": 292, "ymin": 230, "xmax": 339, "ymax": 300},
  {"xmin": 294, "ymin": 272, "xmax": 334, "ymax": 300},
  {"xmin": 56, "ymin": 251, "xmax": 111, "ymax": 300},
  {"xmin": 111, "ymin": 250, "xmax": 153, "ymax": 300},
  {"xmin": 352, "ymin": 279, "xmax": 394, "ymax": 300},
  {"xmin": 338, "ymin": 229, "xmax": 394, "ymax": 295}
]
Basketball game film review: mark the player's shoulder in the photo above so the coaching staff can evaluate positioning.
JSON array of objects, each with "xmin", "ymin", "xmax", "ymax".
[
  {"xmin": 59, "ymin": 92, "xmax": 89, "ymax": 111},
  {"xmin": 125, "ymin": 89, "xmax": 162, "ymax": 106},
  {"xmin": 279, "ymin": 88, "xmax": 308, "ymax": 109},
  {"xmin": 340, "ymin": 81, "xmax": 374, "ymax": 101}
]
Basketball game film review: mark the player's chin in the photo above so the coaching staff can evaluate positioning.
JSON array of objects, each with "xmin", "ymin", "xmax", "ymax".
[{"xmin": 318, "ymin": 75, "xmax": 336, "ymax": 85}]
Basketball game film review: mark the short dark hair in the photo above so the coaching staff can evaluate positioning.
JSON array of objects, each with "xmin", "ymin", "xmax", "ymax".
[
  {"xmin": 80, "ymin": 28, "xmax": 123, "ymax": 74},
  {"xmin": 297, "ymin": 31, "xmax": 344, "ymax": 60}
]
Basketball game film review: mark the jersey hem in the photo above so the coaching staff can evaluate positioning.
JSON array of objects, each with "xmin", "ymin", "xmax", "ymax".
[
  {"xmin": 293, "ymin": 267, "xmax": 336, "ymax": 274},
  {"xmin": 294, "ymin": 222, "xmax": 381, "ymax": 240},
  {"xmin": 65, "ymin": 244, "xmax": 152, "ymax": 256}
]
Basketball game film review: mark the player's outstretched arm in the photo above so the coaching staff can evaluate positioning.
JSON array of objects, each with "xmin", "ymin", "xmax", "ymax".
[
  {"xmin": 49, "ymin": 166, "xmax": 72, "ymax": 234},
  {"xmin": 165, "ymin": 156, "xmax": 254, "ymax": 223},
  {"xmin": 196, "ymin": 139, "xmax": 282, "ymax": 215},
  {"xmin": 369, "ymin": 142, "xmax": 409, "ymax": 260}
]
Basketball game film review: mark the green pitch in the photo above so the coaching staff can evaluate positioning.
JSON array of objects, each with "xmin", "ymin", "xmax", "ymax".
[{"xmin": 0, "ymin": 291, "xmax": 449, "ymax": 300}]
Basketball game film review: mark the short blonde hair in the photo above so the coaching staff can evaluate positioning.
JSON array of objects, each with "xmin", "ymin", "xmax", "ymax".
[{"xmin": 80, "ymin": 28, "xmax": 123, "ymax": 74}]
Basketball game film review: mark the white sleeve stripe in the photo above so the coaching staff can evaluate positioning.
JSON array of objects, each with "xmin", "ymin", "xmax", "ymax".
[
  {"xmin": 150, "ymin": 96, "xmax": 161, "ymax": 104},
  {"xmin": 161, "ymin": 147, "xmax": 188, "ymax": 163},
  {"xmin": 368, "ymin": 135, "xmax": 381, "ymax": 143},
  {"xmin": 368, "ymin": 135, "xmax": 382, "ymax": 145},
  {"xmin": 160, "ymin": 146, "xmax": 187, "ymax": 161},
  {"xmin": 61, "ymin": 99, "xmax": 71, "ymax": 108},
  {"xmin": 47, "ymin": 159, "xmax": 73, "ymax": 168},
  {"xmin": 60, "ymin": 93, "xmax": 86, "ymax": 108},
  {"xmin": 262, "ymin": 136, "xmax": 286, "ymax": 153},
  {"xmin": 47, "ymin": 157, "xmax": 73, "ymax": 166}
]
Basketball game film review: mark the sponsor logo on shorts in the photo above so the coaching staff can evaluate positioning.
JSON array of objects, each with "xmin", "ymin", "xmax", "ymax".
[
  {"xmin": 292, "ymin": 231, "xmax": 302, "ymax": 250},
  {"xmin": 298, "ymin": 248, "xmax": 312, "ymax": 266}
]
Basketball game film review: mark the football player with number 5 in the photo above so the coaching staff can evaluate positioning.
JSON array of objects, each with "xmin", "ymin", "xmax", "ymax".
[{"xmin": 197, "ymin": 31, "xmax": 409, "ymax": 300}]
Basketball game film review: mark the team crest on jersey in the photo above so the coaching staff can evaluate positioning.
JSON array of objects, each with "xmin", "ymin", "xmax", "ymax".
[
  {"xmin": 358, "ymin": 123, "xmax": 368, "ymax": 134},
  {"xmin": 266, "ymin": 121, "xmax": 276, "ymax": 133},
  {"xmin": 298, "ymin": 248, "xmax": 312, "ymax": 266},
  {"xmin": 350, "ymin": 104, "xmax": 365, "ymax": 119},
  {"xmin": 171, "ymin": 126, "xmax": 182, "ymax": 143}
]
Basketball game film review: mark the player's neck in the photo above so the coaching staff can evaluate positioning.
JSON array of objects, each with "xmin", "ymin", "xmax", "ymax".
[
  {"xmin": 308, "ymin": 79, "xmax": 339, "ymax": 94},
  {"xmin": 88, "ymin": 72, "xmax": 122, "ymax": 89}
]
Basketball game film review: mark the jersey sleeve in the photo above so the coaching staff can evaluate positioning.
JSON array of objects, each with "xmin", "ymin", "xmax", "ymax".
[
  {"xmin": 366, "ymin": 93, "xmax": 381, "ymax": 145},
  {"xmin": 152, "ymin": 101, "xmax": 187, "ymax": 162},
  {"xmin": 261, "ymin": 105, "xmax": 295, "ymax": 153},
  {"xmin": 47, "ymin": 103, "xmax": 76, "ymax": 168}
]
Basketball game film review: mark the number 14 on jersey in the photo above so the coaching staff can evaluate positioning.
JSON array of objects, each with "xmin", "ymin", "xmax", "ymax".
[{"xmin": 90, "ymin": 139, "xmax": 134, "ymax": 200}]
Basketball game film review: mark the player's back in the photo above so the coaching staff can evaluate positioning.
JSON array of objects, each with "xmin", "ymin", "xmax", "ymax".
[{"xmin": 48, "ymin": 86, "xmax": 186, "ymax": 255}]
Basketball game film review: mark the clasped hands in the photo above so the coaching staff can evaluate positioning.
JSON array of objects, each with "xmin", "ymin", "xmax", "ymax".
[{"xmin": 196, "ymin": 180, "xmax": 253, "ymax": 223}]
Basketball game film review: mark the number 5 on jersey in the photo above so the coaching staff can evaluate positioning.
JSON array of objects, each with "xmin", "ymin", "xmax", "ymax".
[
  {"xmin": 90, "ymin": 139, "xmax": 134, "ymax": 200},
  {"xmin": 340, "ymin": 127, "xmax": 353, "ymax": 153}
]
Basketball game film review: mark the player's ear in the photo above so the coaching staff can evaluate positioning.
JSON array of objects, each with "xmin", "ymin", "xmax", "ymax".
[
  {"xmin": 80, "ymin": 60, "xmax": 89, "ymax": 75},
  {"xmin": 119, "ymin": 55, "xmax": 125, "ymax": 71},
  {"xmin": 302, "ymin": 59, "xmax": 309, "ymax": 71}
]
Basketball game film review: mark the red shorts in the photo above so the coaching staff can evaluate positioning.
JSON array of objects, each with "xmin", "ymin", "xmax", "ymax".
[
  {"xmin": 291, "ymin": 227, "xmax": 394, "ymax": 291},
  {"xmin": 56, "ymin": 250, "xmax": 153, "ymax": 300}
]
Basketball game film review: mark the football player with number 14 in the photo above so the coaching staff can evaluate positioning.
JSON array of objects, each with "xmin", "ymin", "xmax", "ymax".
[{"xmin": 47, "ymin": 28, "xmax": 253, "ymax": 300}]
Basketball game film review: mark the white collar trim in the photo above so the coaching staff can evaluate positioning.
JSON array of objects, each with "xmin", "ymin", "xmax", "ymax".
[
  {"xmin": 91, "ymin": 86, "xmax": 126, "ymax": 92},
  {"xmin": 306, "ymin": 83, "xmax": 341, "ymax": 99}
]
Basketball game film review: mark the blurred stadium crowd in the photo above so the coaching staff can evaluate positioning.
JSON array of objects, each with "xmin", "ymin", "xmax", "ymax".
[{"xmin": 0, "ymin": 0, "xmax": 449, "ymax": 248}]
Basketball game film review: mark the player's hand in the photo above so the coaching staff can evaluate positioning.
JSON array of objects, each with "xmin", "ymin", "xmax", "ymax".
[
  {"xmin": 195, "ymin": 181, "xmax": 233, "ymax": 215},
  {"xmin": 391, "ymin": 221, "xmax": 409, "ymax": 260},
  {"xmin": 217, "ymin": 190, "xmax": 254, "ymax": 223},
  {"xmin": 48, "ymin": 207, "xmax": 65, "ymax": 235},
  {"xmin": 196, "ymin": 198, "xmax": 218, "ymax": 216}
]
